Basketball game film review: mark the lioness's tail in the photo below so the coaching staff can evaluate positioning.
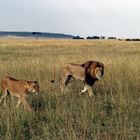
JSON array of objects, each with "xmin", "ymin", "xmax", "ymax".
[{"xmin": 51, "ymin": 76, "xmax": 61, "ymax": 83}]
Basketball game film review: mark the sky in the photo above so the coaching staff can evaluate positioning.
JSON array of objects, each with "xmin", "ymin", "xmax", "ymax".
[{"xmin": 0, "ymin": 0, "xmax": 140, "ymax": 38}]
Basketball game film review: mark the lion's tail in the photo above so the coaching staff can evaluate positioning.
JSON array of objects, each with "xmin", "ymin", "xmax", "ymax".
[
  {"xmin": 51, "ymin": 80, "xmax": 55, "ymax": 83},
  {"xmin": 51, "ymin": 76, "xmax": 61, "ymax": 83}
]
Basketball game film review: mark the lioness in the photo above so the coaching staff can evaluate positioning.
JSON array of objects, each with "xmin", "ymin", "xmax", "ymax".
[
  {"xmin": 51, "ymin": 61, "xmax": 104, "ymax": 96},
  {"xmin": 0, "ymin": 76, "xmax": 40, "ymax": 111}
]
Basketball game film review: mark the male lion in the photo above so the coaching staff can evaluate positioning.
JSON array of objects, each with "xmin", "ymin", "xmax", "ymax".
[
  {"xmin": 0, "ymin": 76, "xmax": 40, "ymax": 111},
  {"xmin": 51, "ymin": 61, "xmax": 104, "ymax": 96}
]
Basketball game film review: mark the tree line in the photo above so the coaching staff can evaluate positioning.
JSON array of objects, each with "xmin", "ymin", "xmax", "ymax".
[
  {"xmin": 72, "ymin": 35, "xmax": 140, "ymax": 41},
  {"xmin": 72, "ymin": 36, "xmax": 117, "ymax": 40}
]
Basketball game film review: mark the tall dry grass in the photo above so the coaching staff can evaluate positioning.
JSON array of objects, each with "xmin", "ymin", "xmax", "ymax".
[{"xmin": 0, "ymin": 38, "xmax": 139, "ymax": 140}]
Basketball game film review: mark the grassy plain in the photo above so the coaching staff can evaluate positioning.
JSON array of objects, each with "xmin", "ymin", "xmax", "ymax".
[{"xmin": 0, "ymin": 38, "xmax": 139, "ymax": 140}]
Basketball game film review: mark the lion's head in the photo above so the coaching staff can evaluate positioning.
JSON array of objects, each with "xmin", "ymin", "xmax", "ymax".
[
  {"xmin": 82, "ymin": 61, "xmax": 104, "ymax": 80},
  {"xmin": 93, "ymin": 66, "xmax": 104, "ymax": 80},
  {"xmin": 27, "ymin": 81, "xmax": 40, "ymax": 94}
]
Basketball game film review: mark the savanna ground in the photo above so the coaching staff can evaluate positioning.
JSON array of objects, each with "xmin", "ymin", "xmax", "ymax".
[{"xmin": 0, "ymin": 38, "xmax": 139, "ymax": 140}]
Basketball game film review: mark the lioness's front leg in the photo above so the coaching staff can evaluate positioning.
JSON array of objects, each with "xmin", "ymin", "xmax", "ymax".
[
  {"xmin": 0, "ymin": 89, "xmax": 8, "ymax": 106},
  {"xmin": 20, "ymin": 97, "xmax": 33, "ymax": 112},
  {"xmin": 0, "ymin": 95, "xmax": 4, "ymax": 104},
  {"xmin": 16, "ymin": 98, "xmax": 21, "ymax": 108}
]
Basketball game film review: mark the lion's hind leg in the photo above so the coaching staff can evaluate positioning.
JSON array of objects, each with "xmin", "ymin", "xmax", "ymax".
[
  {"xmin": 65, "ymin": 75, "xmax": 73, "ymax": 85},
  {"xmin": 60, "ymin": 74, "xmax": 72, "ymax": 93},
  {"xmin": 60, "ymin": 75, "xmax": 67, "ymax": 93}
]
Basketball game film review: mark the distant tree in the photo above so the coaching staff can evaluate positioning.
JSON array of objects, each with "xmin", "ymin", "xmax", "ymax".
[
  {"xmin": 126, "ymin": 39, "xmax": 131, "ymax": 41},
  {"xmin": 32, "ymin": 32, "xmax": 41, "ymax": 39},
  {"xmin": 126, "ymin": 38, "xmax": 140, "ymax": 41},
  {"xmin": 118, "ymin": 39, "xmax": 122, "ymax": 41},
  {"xmin": 72, "ymin": 36, "xmax": 84, "ymax": 39},
  {"xmin": 86, "ymin": 36, "xmax": 100, "ymax": 39},
  {"xmin": 108, "ymin": 37, "xmax": 117, "ymax": 39},
  {"xmin": 101, "ymin": 36, "xmax": 105, "ymax": 39},
  {"xmin": 86, "ymin": 36, "xmax": 91, "ymax": 39},
  {"xmin": 86, "ymin": 36, "xmax": 92, "ymax": 39},
  {"xmin": 92, "ymin": 36, "xmax": 100, "ymax": 39},
  {"xmin": 133, "ymin": 38, "xmax": 140, "ymax": 41}
]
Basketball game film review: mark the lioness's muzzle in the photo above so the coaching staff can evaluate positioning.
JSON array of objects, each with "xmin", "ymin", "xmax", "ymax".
[{"xmin": 33, "ymin": 91, "xmax": 39, "ymax": 95}]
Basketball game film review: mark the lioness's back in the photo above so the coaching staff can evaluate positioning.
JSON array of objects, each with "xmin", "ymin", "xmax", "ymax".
[{"xmin": 1, "ymin": 76, "xmax": 27, "ymax": 94}]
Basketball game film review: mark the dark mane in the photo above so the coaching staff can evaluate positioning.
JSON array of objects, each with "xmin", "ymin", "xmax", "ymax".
[
  {"xmin": 81, "ymin": 61, "xmax": 104, "ymax": 86},
  {"xmin": 81, "ymin": 61, "xmax": 95, "ymax": 73},
  {"xmin": 81, "ymin": 61, "xmax": 104, "ymax": 69}
]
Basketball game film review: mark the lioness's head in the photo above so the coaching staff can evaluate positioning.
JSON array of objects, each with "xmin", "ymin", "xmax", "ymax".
[{"xmin": 27, "ymin": 81, "xmax": 40, "ymax": 94}]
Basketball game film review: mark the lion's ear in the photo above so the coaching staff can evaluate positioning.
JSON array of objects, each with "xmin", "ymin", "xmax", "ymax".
[{"xmin": 99, "ymin": 62, "xmax": 104, "ymax": 68}]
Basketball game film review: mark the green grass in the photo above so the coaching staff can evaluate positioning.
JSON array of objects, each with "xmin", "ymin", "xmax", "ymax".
[{"xmin": 0, "ymin": 38, "xmax": 139, "ymax": 140}]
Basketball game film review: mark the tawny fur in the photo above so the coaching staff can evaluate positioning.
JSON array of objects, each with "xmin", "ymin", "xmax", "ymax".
[
  {"xmin": 52, "ymin": 61, "xmax": 104, "ymax": 96},
  {"xmin": 0, "ymin": 76, "xmax": 39, "ymax": 111}
]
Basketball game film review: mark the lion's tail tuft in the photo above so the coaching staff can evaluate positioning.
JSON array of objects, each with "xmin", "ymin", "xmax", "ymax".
[
  {"xmin": 51, "ymin": 80, "xmax": 55, "ymax": 83},
  {"xmin": 51, "ymin": 76, "xmax": 61, "ymax": 83}
]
